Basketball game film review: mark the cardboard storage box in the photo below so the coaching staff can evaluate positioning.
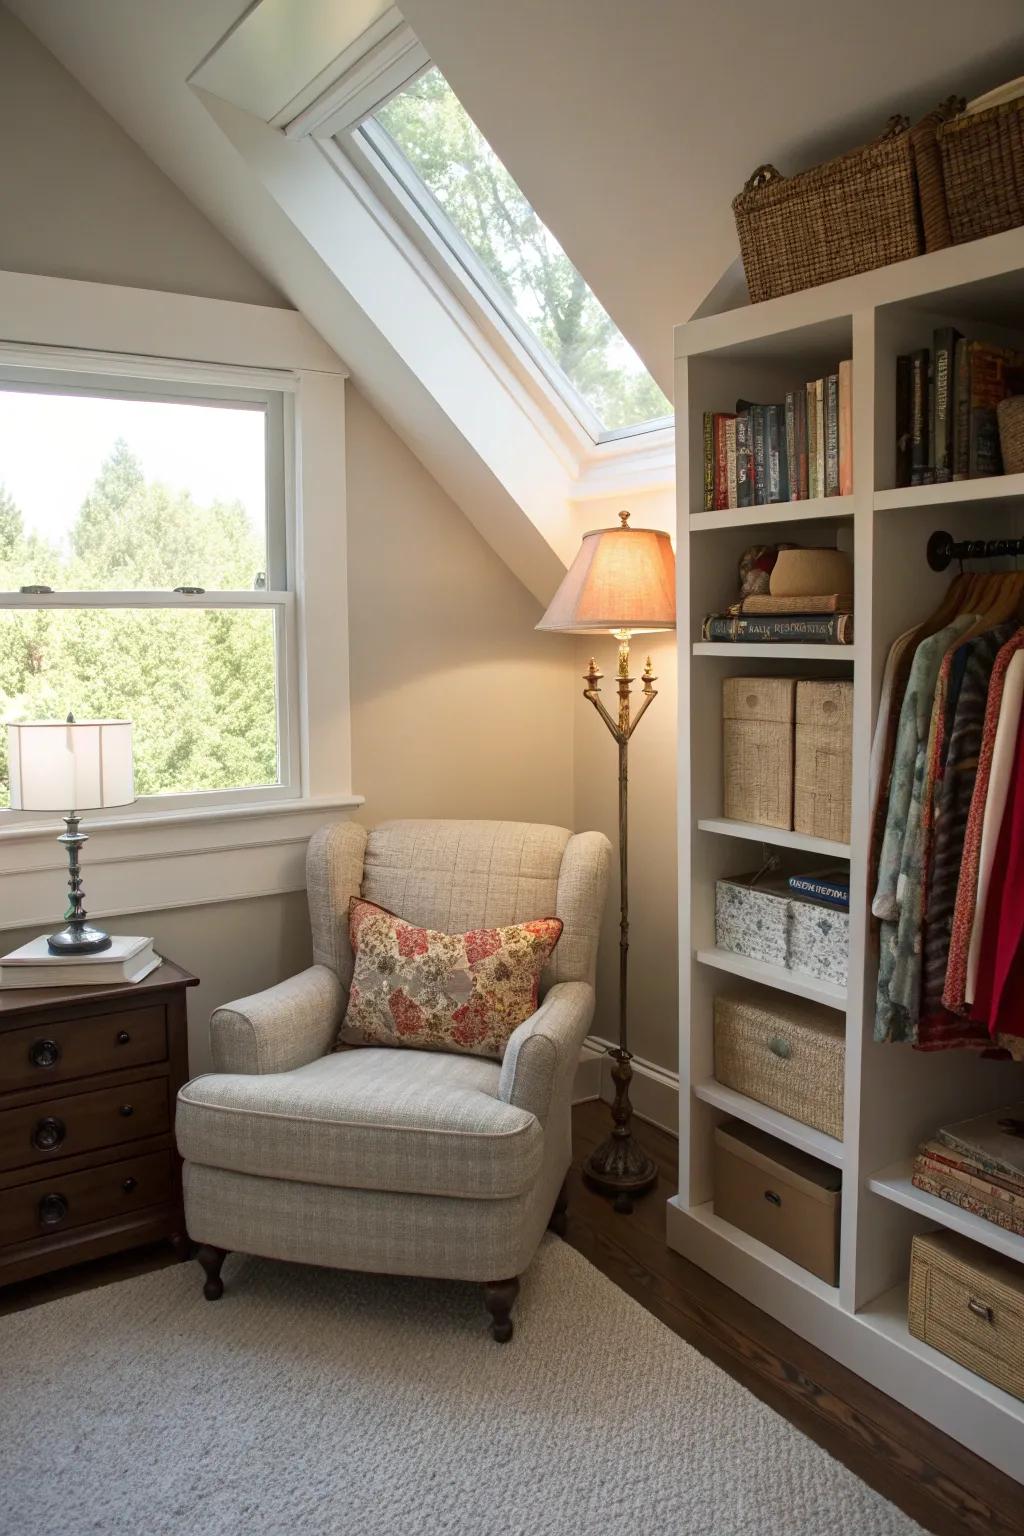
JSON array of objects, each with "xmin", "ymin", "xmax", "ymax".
[
  {"xmin": 713, "ymin": 1119, "xmax": 841, "ymax": 1284},
  {"xmin": 794, "ymin": 680, "xmax": 853, "ymax": 844},
  {"xmin": 715, "ymin": 876, "xmax": 849, "ymax": 988},
  {"xmin": 713, "ymin": 993, "xmax": 844, "ymax": 1139},
  {"xmin": 722, "ymin": 677, "xmax": 795, "ymax": 830}
]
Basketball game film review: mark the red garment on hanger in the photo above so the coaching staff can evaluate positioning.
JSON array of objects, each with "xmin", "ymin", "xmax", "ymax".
[{"xmin": 971, "ymin": 706, "xmax": 1024, "ymax": 1038}]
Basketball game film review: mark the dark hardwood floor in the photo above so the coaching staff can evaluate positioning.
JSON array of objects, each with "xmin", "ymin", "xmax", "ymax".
[
  {"xmin": 2, "ymin": 1100, "xmax": 1021, "ymax": 1536},
  {"xmin": 568, "ymin": 1101, "xmax": 1024, "ymax": 1536}
]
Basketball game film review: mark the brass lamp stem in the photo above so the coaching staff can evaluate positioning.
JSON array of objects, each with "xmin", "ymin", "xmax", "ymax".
[{"xmin": 582, "ymin": 633, "xmax": 659, "ymax": 1213}]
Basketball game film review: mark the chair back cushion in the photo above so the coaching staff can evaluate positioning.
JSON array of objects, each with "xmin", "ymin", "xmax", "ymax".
[{"xmin": 308, "ymin": 819, "xmax": 610, "ymax": 993}]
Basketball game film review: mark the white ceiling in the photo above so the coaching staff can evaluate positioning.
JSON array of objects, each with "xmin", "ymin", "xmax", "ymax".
[{"xmin": 399, "ymin": 0, "xmax": 1024, "ymax": 391}]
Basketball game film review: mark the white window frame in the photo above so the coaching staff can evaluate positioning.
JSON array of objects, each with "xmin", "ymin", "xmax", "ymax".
[
  {"xmin": 316, "ymin": 58, "xmax": 672, "ymax": 449},
  {"xmin": 0, "ymin": 352, "xmax": 301, "ymax": 830}
]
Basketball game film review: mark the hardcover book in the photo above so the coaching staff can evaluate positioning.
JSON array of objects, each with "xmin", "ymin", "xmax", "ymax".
[
  {"xmin": 735, "ymin": 412, "xmax": 753, "ymax": 507},
  {"xmin": 702, "ymin": 613, "xmax": 854, "ymax": 644},
  {"xmin": 0, "ymin": 935, "xmax": 159, "ymax": 989},
  {"xmin": 703, "ymin": 411, "xmax": 715, "ymax": 510},
  {"xmin": 725, "ymin": 416, "xmax": 738, "ymax": 509},
  {"xmin": 814, "ymin": 379, "xmax": 825, "ymax": 500},
  {"xmin": 741, "ymin": 593, "xmax": 852, "ymax": 615},
  {"xmin": 751, "ymin": 404, "xmax": 768, "ymax": 505},
  {"xmin": 895, "ymin": 354, "xmax": 912, "ymax": 488},
  {"xmin": 806, "ymin": 380, "xmax": 818, "ymax": 497},
  {"xmin": 952, "ymin": 335, "xmax": 971, "ymax": 480},
  {"xmin": 794, "ymin": 386, "xmax": 809, "ymax": 500},
  {"xmin": 713, "ymin": 412, "xmax": 734, "ymax": 510},
  {"xmin": 766, "ymin": 404, "xmax": 781, "ymax": 502},
  {"xmin": 937, "ymin": 1103, "xmax": 1024, "ymax": 1184},
  {"xmin": 788, "ymin": 870, "xmax": 850, "ymax": 908},
  {"xmin": 910, "ymin": 348, "xmax": 931, "ymax": 485},
  {"xmin": 932, "ymin": 326, "xmax": 960, "ymax": 482},
  {"xmin": 838, "ymin": 359, "xmax": 853, "ymax": 496},
  {"xmin": 785, "ymin": 393, "xmax": 797, "ymax": 503},
  {"xmin": 824, "ymin": 373, "xmax": 840, "ymax": 497}
]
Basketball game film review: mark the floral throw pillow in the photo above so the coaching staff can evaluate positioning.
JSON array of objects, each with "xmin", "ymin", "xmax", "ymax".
[{"xmin": 337, "ymin": 898, "xmax": 563, "ymax": 1060}]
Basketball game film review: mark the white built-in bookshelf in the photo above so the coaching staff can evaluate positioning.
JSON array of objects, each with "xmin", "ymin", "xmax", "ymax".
[{"xmin": 672, "ymin": 226, "xmax": 1024, "ymax": 1480}]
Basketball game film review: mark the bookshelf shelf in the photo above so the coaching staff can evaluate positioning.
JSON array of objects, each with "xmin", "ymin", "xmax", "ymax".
[
  {"xmin": 674, "ymin": 225, "xmax": 1024, "ymax": 1481},
  {"xmin": 874, "ymin": 472, "xmax": 1024, "ymax": 512},
  {"xmin": 867, "ymin": 1161, "xmax": 1024, "ymax": 1264},
  {"xmin": 694, "ymin": 1078, "xmax": 845, "ymax": 1167},
  {"xmin": 696, "ymin": 817, "xmax": 850, "ymax": 858}
]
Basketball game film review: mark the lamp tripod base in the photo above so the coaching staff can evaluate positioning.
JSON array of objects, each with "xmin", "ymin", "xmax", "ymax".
[
  {"xmin": 47, "ymin": 924, "xmax": 111, "ymax": 956},
  {"xmin": 582, "ymin": 1048, "xmax": 658, "ymax": 1214}
]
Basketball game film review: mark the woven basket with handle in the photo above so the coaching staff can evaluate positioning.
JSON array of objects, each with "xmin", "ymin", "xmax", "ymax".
[{"xmin": 733, "ymin": 116, "xmax": 922, "ymax": 303}]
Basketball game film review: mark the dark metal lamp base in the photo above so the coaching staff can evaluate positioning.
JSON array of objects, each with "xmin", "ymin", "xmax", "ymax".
[
  {"xmin": 582, "ymin": 1132, "xmax": 658, "ymax": 1215},
  {"xmin": 47, "ymin": 924, "xmax": 112, "ymax": 956}
]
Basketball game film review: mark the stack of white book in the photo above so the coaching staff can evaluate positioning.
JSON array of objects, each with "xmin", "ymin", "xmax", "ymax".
[{"xmin": 0, "ymin": 935, "xmax": 160, "ymax": 989}]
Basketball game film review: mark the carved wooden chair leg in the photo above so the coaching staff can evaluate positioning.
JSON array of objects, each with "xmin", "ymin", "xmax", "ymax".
[
  {"xmin": 482, "ymin": 1276, "xmax": 520, "ymax": 1342},
  {"xmin": 196, "ymin": 1244, "xmax": 228, "ymax": 1300},
  {"xmin": 547, "ymin": 1176, "xmax": 569, "ymax": 1238}
]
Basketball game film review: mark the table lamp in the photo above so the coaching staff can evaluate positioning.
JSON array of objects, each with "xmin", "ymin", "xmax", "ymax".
[
  {"xmin": 7, "ymin": 716, "xmax": 134, "ymax": 954},
  {"xmin": 537, "ymin": 511, "xmax": 675, "ymax": 1213}
]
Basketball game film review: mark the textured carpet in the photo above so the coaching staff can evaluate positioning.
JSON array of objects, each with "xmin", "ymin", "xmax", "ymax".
[{"xmin": 1, "ymin": 1236, "xmax": 923, "ymax": 1536}]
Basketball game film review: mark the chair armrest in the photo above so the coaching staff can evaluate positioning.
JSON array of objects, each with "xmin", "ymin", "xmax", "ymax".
[
  {"xmin": 209, "ymin": 964, "xmax": 345, "ymax": 1075},
  {"xmin": 498, "ymin": 981, "xmax": 595, "ymax": 1123}
]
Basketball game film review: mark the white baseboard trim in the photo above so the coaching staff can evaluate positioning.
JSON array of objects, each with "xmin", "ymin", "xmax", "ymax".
[{"xmin": 573, "ymin": 1036, "xmax": 679, "ymax": 1136}]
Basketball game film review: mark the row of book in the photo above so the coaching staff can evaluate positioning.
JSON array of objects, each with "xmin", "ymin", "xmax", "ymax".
[
  {"xmin": 896, "ymin": 330, "xmax": 1024, "ymax": 485},
  {"xmin": 702, "ymin": 361, "xmax": 853, "ymax": 511},
  {"xmin": 912, "ymin": 1102, "xmax": 1024, "ymax": 1239}
]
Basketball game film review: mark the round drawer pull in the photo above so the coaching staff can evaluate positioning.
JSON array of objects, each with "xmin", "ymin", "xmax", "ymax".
[
  {"xmin": 29, "ymin": 1038, "xmax": 61, "ymax": 1069},
  {"xmin": 768, "ymin": 1036, "xmax": 791, "ymax": 1060},
  {"xmin": 38, "ymin": 1192, "xmax": 68, "ymax": 1227},
  {"xmin": 764, "ymin": 1189, "xmax": 782, "ymax": 1207},
  {"xmin": 32, "ymin": 1116, "xmax": 66, "ymax": 1151},
  {"xmin": 118, "ymin": 1104, "xmax": 134, "ymax": 1118},
  {"xmin": 122, "ymin": 1176, "xmax": 138, "ymax": 1194},
  {"xmin": 116, "ymin": 1031, "xmax": 131, "ymax": 1046}
]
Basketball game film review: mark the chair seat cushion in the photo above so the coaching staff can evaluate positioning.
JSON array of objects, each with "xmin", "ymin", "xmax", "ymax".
[
  {"xmin": 176, "ymin": 1047, "xmax": 543, "ymax": 1200},
  {"xmin": 338, "ymin": 898, "xmax": 562, "ymax": 1059}
]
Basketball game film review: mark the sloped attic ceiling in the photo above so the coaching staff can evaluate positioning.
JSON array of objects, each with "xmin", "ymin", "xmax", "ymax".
[{"xmin": 399, "ymin": 0, "xmax": 1024, "ymax": 392}]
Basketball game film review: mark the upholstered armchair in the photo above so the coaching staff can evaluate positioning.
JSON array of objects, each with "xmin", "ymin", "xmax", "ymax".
[{"xmin": 176, "ymin": 819, "xmax": 610, "ymax": 1341}]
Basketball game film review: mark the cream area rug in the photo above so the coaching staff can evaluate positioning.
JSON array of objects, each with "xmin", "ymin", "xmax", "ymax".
[{"xmin": 1, "ymin": 1236, "xmax": 923, "ymax": 1536}]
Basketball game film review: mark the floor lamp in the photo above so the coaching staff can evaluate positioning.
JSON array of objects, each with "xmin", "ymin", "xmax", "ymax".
[{"xmin": 537, "ymin": 511, "xmax": 676, "ymax": 1212}]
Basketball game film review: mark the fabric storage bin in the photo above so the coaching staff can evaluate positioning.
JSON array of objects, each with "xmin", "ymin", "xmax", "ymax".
[
  {"xmin": 722, "ymin": 677, "xmax": 795, "ymax": 830},
  {"xmin": 713, "ymin": 994, "xmax": 844, "ymax": 1139},
  {"xmin": 794, "ymin": 680, "xmax": 853, "ymax": 844},
  {"xmin": 908, "ymin": 1230, "xmax": 1024, "ymax": 1401},
  {"xmin": 713, "ymin": 1120, "xmax": 841, "ymax": 1284},
  {"xmin": 715, "ymin": 876, "xmax": 849, "ymax": 989}
]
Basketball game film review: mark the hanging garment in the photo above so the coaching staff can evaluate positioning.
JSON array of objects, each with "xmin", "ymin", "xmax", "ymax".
[
  {"xmin": 868, "ymin": 626, "xmax": 918, "ymax": 861},
  {"xmin": 873, "ymin": 616, "xmax": 976, "ymax": 1042},
  {"xmin": 943, "ymin": 631, "xmax": 1024, "ymax": 1012},
  {"xmin": 966, "ymin": 646, "xmax": 1024, "ymax": 1007},
  {"xmin": 916, "ymin": 626, "xmax": 1018, "ymax": 1048},
  {"xmin": 970, "ymin": 706, "xmax": 1024, "ymax": 1039}
]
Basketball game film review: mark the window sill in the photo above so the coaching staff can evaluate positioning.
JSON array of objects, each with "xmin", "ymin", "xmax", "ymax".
[{"xmin": 0, "ymin": 793, "xmax": 365, "ymax": 932}]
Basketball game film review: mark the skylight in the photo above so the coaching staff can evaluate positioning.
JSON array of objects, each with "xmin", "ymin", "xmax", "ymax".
[{"xmin": 361, "ymin": 67, "xmax": 671, "ymax": 440}]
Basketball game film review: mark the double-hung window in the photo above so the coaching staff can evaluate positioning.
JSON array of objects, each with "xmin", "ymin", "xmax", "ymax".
[{"xmin": 0, "ymin": 358, "xmax": 297, "ymax": 823}]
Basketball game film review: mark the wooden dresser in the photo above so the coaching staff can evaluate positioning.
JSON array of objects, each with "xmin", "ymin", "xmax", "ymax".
[{"xmin": 0, "ymin": 959, "xmax": 197, "ymax": 1285}]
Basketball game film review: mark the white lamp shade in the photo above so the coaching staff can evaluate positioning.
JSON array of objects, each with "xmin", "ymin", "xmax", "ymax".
[
  {"xmin": 536, "ymin": 516, "xmax": 676, "ymax": 634},
  {"xmin": 7, "ymin": 720, "xmax": 134, "ymax": 813}
]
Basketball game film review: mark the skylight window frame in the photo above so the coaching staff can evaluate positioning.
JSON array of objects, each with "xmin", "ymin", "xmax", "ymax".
[{"xmin": 338, "ymin": 82, "xmax": 671, "ymax": 448}]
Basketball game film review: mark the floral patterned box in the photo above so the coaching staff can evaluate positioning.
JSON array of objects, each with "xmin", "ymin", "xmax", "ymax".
[{"xmin": 715, "ymin": 876, "xmax": 848, "ymax": 988}]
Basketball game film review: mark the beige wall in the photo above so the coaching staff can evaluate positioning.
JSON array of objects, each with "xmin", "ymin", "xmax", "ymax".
[
  {"xmin": 0, "ymin": 7, "xmax": 285, "ymax": 306},
  {"xmin": 570, "ymin": 487, "xmax": 678, "ymax": 1074}
]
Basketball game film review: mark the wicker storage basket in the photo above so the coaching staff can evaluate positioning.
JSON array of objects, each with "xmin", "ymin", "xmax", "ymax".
[
  {"xmin": 908, "ymin": 1230, "xmax": 1024, "ymax": 1401},
  {"xmin": 714, "ymin": 993, "xmax": 844, "ymax": 1138},
  {"xmin": 997, "ymin": 396, "xmax": 1024, "ymax": 474},
  {"xmin": 938, "ymin": 93, "xmax": 1024, "ymax": 245},
  {"xmin": 794, "ymin": 680, "xmax": 853, "ymax": 843},
  {"xmin": 908, "ymin": 96, "xmax": 966, "ymax": 252},
  {"xmin": 722, "ymin": 676, "xmax": 795, "ymax": 829},
  {"xmin": 733, "ymin": 116, "xmax": 922, "ymax": 304}
]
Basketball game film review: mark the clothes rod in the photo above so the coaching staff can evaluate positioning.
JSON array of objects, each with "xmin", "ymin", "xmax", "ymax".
[{"xmin": 927, "ymin": 529, "xmax": 1024, "ymax": 572}]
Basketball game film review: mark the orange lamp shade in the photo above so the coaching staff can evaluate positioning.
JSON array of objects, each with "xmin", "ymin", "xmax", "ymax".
[{"xmin": 536, "ymin": 513, "xmax": 676, "ymax": 634}]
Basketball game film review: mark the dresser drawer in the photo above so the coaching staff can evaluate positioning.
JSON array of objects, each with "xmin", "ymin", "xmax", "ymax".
[
  {"xmin": 0, "ymin": 1076, "xmax": 170, "ymax": 1172},
  {"xmin": 0, "ymin": 1149, "xmax": 174, "ymax": 1246},
  {"xmin": 0, "ymin": 1004, "xmax": 167, "ymax": 1093}
]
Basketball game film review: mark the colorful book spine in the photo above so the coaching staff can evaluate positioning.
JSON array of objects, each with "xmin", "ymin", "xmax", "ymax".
[
  {"xmin": 785, "ymin": 393, "xmax": 797, "ymax": 503},
  {"xmin": 713, "ymin": 413, "xmax": 733, "ymax": 509},
  {"xmin": 702, "ymin": 613, "xmax": 854, "ymax": 644},
  {"xmin": 735, "ymin": 412, "xmax": 753, "ymax": 507},
  {"xmin": 838, "ymin": 359, "xmax": 853, "ymax": 496},
  {"xmin": 932, "ymin": 326, "xmax": 960, "ymax": 482},
  {"xmin": 910, "ymin": 348, "xmax": 931, "ymax": 485},
  {"xmin": 895, "ymin": 354, "xmax": 912, "ymax": 487},
  {"xmin": 824, "ymin": 373, "xmax": 840, "ymax": 496},
  {"xmin": 751, "ymin": 405, "xmax": 768, "ymax": 505},
  {"xmin": 806, "ymin": 380, "xmax": 818, "ymax": 498},
  {"xmin": 814, "ymin": 379, "xmax": 825, "ymax": 499},
  {"xmin": 725, "ymin": 416, "xmax": 738, "ymax": 509},
  {"xmin": 794, "ymin": 386, "xmax": 809, "ymax": 500},
  {"xmin": 741, "ymin": 593, "xmax": 852, "ymax": 615},
  {"xmin": 766, "ymin": 405, "xmax": 781, "ymax": 502},
  {"xmin": 703, "ymin": 411, "xmax": 715, "ymax": 510},
  {"xmin": 788, "ymin": 874, "xmax": 849, "ymax": 908},
  {"xmin": 911, "ymin": 1168, "xmax": 1024, "ymax": 1237}
]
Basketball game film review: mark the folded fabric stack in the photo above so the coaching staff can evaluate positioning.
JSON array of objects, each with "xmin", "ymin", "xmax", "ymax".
[
  {"xmin": 704, "ymin": 546, "xmax": 855, "ymax": 645},
  {"xmin": 912, "ymin": 1103, "xmax": 1024, "ymax": 1236}
]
